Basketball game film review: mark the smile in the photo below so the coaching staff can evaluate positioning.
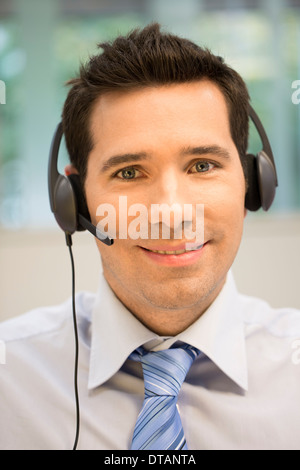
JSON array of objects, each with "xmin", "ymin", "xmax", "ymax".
[
  {"xmin": 139, "ymin": 242, "xmax": 207, "ymax": 267},
  {"xmin": 145, "ymin": 245, "xmax": 203, "ymax": 255}
]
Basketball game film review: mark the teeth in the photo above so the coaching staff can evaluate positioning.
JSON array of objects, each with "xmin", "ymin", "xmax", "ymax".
[
  {"xmin": 148, "ymin": 245, "xmax": 203, "ymax": 255},
  {"xmin": 153, "ymin": 249, "xmax": 186, "ymax": 255}
]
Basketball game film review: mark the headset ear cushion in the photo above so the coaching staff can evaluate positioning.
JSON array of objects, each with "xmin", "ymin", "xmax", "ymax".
[
  {"xmin": 245, "ymin": 153, "xmax": 261, "ymax": 211},
  {"xmin": 256, "ymin": 151, "xmax": 277, "ymax": 211},
  {"xmin": 68, "ymin": 174, "xmax": 91, "ymax": 231},
  {"xmin": 53, "ymin": 174, "xmax": 78, "ymax": 234}
]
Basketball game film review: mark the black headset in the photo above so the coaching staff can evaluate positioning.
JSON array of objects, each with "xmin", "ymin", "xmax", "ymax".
[
  {"xmin": 48, "ymin": 123, "xmax": 113, "ymax": 246},
  {"xmin": 48, "ymin": 105, "xmax": 278, "ymax": 243}
]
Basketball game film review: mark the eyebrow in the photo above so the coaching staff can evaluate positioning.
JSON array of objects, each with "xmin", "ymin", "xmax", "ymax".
[
  {"xmin": 100, "ymin": 153, "xmax": 149, "ymax": 173},
  {"xmin": 181, "ymin": 145, "xmax": 231, "ymax": 159},
  {"xmin": 100, "ymin": 145, "xmax": 231, "ymax": 173}
]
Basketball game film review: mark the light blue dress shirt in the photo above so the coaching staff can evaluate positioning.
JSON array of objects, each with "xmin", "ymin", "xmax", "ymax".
[{"xmin": 0, "ymin": 271, "xmax": 300, "ymax": 450}]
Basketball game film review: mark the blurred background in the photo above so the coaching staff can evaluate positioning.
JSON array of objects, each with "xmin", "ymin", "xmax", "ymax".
[{"xmin": 0, "ymin": 0, "xmax": 299, "ymax": 320}]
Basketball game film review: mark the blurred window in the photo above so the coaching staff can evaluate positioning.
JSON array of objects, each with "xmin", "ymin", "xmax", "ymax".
[{"xmin": 0, "ymin": 0, "xmax": 299, "ymax": 229}]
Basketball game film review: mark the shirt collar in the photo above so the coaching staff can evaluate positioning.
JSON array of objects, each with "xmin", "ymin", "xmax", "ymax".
[
  {"xmin": 88, "ymin": 273, "xmax": 158, "ymax": 390},
  {"xmin": 88, "ymin": 270, "xmax": 248, "ymax": 391}
]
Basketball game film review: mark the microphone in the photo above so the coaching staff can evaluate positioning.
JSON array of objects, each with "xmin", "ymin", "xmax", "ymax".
[{"xmin": 78, "ymin": 214, "xmax": 114, "ymax": 246}]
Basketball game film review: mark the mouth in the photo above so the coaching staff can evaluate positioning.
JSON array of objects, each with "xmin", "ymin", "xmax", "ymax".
[
  {"xmin": 139, "ymin": 242, "xmax": 207, "ymax": 267},
  {"xmin": 142, "ymin": 244, "xmax": 204, "ymax": 255}
]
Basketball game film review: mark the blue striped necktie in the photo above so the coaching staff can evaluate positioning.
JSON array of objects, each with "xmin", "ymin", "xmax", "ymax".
[{"xmin": 129, "ymin": 344, "xmax": 200, "ymax": 450}]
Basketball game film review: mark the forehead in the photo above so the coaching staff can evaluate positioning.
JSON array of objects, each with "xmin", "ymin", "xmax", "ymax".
[{"xmin": 89, "ymin": 81, "xmax": 232, "ymax": 153}]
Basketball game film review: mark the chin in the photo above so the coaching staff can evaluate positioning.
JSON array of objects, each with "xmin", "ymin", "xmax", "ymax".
[{"xmin": 141, "ymin": 277, "xmax": 210, "ymax": 310}]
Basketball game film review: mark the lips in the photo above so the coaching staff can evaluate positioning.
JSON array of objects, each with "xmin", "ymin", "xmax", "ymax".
[
  {"xmin": 142, "ymin": 244, "xmax": 204, "ymax": 255},
  {"xmin": 139, "ymin": 242, "xmax": 207, "ymax": 267}
]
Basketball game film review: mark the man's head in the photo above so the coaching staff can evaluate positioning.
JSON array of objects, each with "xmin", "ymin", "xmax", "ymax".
[
  {"xmin": 62, "ymin": 23, "xmax": 250, "ymax": 187},
  {"xmin": 62, "ymin": 23, "xmax": 250, "ymax": 335}
]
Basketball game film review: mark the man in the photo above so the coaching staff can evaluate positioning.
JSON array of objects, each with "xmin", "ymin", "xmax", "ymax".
[{"xmin": 1, "ymin": 23, "xmax": 300, "ymax": 451}]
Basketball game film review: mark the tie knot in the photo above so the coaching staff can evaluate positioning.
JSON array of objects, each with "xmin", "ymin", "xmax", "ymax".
[{"xmin": 131, "ymin": 344, "xmax": 200, "ymax": 398}]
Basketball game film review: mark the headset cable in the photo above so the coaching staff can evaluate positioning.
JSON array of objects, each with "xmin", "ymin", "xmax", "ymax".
[{"xmin": 65, "ymin": 233, "xmax": 80, "ymax": 451}]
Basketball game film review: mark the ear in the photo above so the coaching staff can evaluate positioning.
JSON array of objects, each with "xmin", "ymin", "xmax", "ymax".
[{"xmin": 64, "ymin": 164, "xmax": 79, "ymax": 177}]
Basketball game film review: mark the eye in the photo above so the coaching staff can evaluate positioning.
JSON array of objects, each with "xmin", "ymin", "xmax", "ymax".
[
  {"xmin": 190, "ymin": 161, "xmax": 215, "ymax": 174},
  {"xmin": 115, "ymin": 167, "xmax": 142, "ymax": 180}
]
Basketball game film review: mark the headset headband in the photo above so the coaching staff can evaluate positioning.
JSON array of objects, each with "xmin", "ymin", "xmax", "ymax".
[
  {"xmin": 248, "ymin": 105, "xmax": 278, "ymax": 185},
  {"xmin": 48, "ymin": 122, "xmax": 63, "ymax": 215}
]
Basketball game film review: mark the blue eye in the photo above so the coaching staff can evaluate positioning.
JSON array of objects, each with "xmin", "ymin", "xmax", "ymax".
[
  {"xmin": 116, "ymin": 167, "xmax": 141, "ymax": 179},
  {"xmin": 191, "ymin": 161, "xmax": 214, "ymax": 173}
]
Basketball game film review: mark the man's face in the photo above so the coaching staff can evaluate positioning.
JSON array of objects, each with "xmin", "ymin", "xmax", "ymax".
[{"xmin": 84, "ymin": 81, "xmax": 246, "ymax": 334}]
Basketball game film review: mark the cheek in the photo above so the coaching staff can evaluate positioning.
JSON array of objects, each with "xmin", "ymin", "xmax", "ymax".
[
  {"xmin": 84, "ymin": 177, "xmax": 119, "ymax": 227},
  {"xmin": 96, "ymin": 238, "xmax": 137, "ymax": 285},
  {"xmin": 204, "ymin": 174, "xmax": 246, "ymax": 238}
]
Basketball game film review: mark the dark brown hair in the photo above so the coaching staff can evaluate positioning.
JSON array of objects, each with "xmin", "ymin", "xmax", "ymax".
[{"xmin": 62, "ymin": 23, "xmax": 250, "ymax": 185}]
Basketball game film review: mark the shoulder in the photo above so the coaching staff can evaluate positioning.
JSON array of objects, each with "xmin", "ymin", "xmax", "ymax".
[
  {"xmin": 0, "ymin": 291, "xmax": 96, "ymax": 344},
  {"xmin": 238, "ymin": 290, "xmax": 300, "ymax": 339},
  {"xmin": 0, "ymin": 291, "xmax": 96, "ymax": 450}
]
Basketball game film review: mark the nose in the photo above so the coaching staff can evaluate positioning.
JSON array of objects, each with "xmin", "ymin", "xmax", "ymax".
[
  {"xmin": 154, "ymin": 167, "xmax": 187, "ymax": 204},
  {"xmin": 149, "ymin": 167, "xmax": 193, "ymax": 237}
]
